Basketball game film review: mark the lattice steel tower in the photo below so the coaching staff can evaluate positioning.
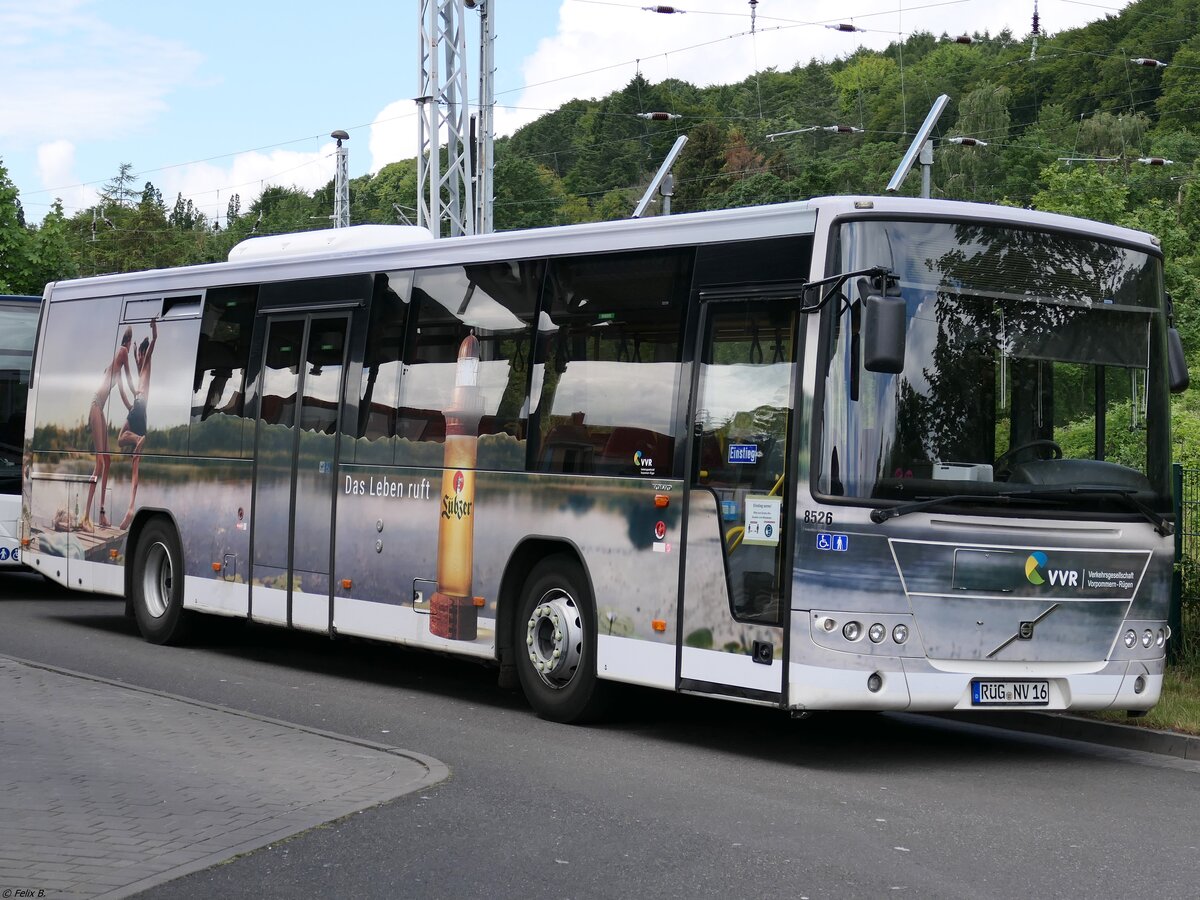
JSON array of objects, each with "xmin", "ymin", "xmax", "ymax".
[{"xmin": 418, "ymin": 0, "xmax": 495, "ymax": 237}]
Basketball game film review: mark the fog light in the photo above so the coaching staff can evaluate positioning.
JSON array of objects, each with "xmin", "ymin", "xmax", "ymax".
[
  {"xmin": 1156, "ymin": 629, "xmax": 1166, "ymax": 648},
  {"xmin": 869, "ymin": 623, "xmax": 886, "ymax": 643},
  {"xmin": 1142, "ymin": 629, "xmax": 1153, "ymax": 649},
  {"xmin": 1124, "ymin": 629, "xmax": 1137, "ymax": 649},
  {"xmin": 892, "ymin": 624, "xmax": 909, "ymax": 644},
  {"xmin": 1134, "ymin": 675, "xmax": 1146, "ymax": 694},
  {"xmin": 843, "ymin": 621, "xmax": 862, "ymax": 641},
  {"xmin": 867, "ymin": 672, "xmax": 883, "ymax": 692}
]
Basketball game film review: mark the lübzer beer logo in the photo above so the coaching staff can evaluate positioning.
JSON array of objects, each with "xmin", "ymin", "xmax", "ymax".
[{"xmin": 441, "ymin": 471, "xmax": 473, "ymax": 520}]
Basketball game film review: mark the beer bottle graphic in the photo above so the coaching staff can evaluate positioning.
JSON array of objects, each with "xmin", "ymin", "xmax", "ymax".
[{"xmin": 431, "ymin": 332, "xmax": 483, "ymax": 640}]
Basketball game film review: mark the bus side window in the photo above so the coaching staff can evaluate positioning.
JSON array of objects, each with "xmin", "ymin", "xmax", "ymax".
[
  {"xmin": 345, "ymin": 272, "xmax": 411, "ymax": 466},
  {"xmin": 191, "ymin": 286, "xmax": 256, "ymax": 459},
  {"xmin": 532, "ymin": 249, "xmax": 691, "ymax": 477},
  {"xmin": 30, "ymin": 296, "xmax": 124, "ymax": 454},
  {"xmin": 393, "ymin": 261, "xmax": 541, "ymax": 472}
]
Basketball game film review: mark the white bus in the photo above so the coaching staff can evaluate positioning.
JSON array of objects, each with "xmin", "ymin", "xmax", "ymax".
[
  {"xmin": 1, "ymin": 294, "xmax": 39, "ymax": 568},
  {"xmin": 20, "ymin": 196, "xmax": 1187, "ymax": 721}
]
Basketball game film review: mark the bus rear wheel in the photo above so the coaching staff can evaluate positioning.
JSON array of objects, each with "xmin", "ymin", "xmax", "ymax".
[
  {"xmin": 131, "ymin": 518, "xmax": 194, "ymax": 645},
  {"xmin": 515, "ymin": 555, "xmax": 609, "ymax": 723}
]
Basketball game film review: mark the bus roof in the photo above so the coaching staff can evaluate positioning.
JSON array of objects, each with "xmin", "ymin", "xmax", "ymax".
[{"xmin": 42, "ymin": 196, "xmax": 1160, "ymax": 303}]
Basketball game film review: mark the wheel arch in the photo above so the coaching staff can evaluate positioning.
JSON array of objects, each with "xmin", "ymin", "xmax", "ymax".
[
  {"xmin": 123, "ymin": 507, "xmax": 184, "ymax": 611},
  {"xmin": 496, "ymin": 537, "xmax": 593, "ymax": 669}
]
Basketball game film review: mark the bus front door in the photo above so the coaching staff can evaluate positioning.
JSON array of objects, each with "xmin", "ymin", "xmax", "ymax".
[
  {"xmin": 251, "ymin": 314, "xmax": 349, "ymax": 632},
  {"xmin": 679, "ymin": 297, "xmax": 799, "ymax": 702}
]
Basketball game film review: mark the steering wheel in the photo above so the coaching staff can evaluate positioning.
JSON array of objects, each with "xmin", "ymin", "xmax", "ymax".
[{"xmin": 995, "ymin": 439, "xmax": 1063, "ymax": 471}]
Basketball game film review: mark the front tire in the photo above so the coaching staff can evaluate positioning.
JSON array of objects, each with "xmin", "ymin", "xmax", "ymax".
[
  {"xmin": 131, "ymin": 518, "xmax": 194, "ymax": 645},
  {"xmin": 515, "ymin": 555, "xmax": 609, "ymax": 723}
]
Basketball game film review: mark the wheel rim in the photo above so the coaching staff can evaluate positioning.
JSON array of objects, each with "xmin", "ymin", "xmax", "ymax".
[
  {"xmin": 525, "ymin": 588, "xmax": 583, "ymax": 690},
  {"xmin": 141, "ymin": 541, "xmax": 173, "ymax": 619}
]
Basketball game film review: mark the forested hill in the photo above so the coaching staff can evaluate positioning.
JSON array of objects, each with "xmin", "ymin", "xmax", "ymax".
[
  {"xmin": 1, "ymin": 0, "xmax": 1197, "ymax": 307},
  {"xmin": 502, "ymin": 0, "xmax": 1197, "ymax": 214}
]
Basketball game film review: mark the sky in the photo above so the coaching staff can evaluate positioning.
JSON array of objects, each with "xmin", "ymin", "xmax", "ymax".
[{"xmin": 0, "ymin": 0, "xmax": 1134, "ymax": 227}]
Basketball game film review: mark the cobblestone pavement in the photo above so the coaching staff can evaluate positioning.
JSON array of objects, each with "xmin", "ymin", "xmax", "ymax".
[{"xmin": 0, "ymin": 656, "xmax": 447, "ymax": 899}]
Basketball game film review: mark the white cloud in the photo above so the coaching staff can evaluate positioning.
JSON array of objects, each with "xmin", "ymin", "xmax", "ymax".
[
  {"xmin": 368, "ymin": 99, "xmax": 422, "ymax": 174},
  {"xmin": 0, "ymin": 0, "xmax": 202, "ymax": 142},
  {"xmin": 36, "ymin": 140, "xmax": 76, "ymax": 189},
  {"xmin": 156, "ymin": 144, "xmax": 340, "ymax": 224},
  {"xmin": 34, "ymin": 139, "xmax": 100, "ymax": 211}
]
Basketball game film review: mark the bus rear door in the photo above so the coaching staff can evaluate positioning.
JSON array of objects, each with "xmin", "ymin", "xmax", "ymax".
[{"xmin": 250, "ymin": 303, "xmax": 353, "ymax": 632}]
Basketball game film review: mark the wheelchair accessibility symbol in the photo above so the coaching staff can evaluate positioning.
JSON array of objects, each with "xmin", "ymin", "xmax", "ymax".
[{"xmin": 815, "ymin": 532, "xmax": 849, "ymax": 552}]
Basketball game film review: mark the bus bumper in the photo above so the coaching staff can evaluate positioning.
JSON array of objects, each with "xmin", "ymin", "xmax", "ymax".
[{"xmin": 787, "ymin": 655, "xmax": 1164, "ymax": 713}]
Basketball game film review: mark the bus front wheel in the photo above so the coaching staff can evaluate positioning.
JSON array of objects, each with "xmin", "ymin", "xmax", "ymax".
[
  {"xmin": 514, "ymin": 555, "xmax": 609, "ymax": 723},
  {"xmin": 131, "ymin": 518, "xmax": 194, "ymax": 645}
]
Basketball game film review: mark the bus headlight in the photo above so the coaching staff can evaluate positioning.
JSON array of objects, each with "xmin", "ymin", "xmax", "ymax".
[
  {"xmin": 1156, "ymin": 629, "xmax": 1166, "ymax": 648},
  {"xmin": 1123, "ymin": 629, "xmax": 1137, "ymax": 649},
  {"xmin": 1142, "ymin": 629, "xmax": 1153, "ymax": 649},
  {"xmin": 842, "ymin": 621, "xmax": 862, "ymax": 641},
  {"xmin": 869, "ymin": 623, "xmax": 886, "ymax": 643},
  {"xmin": 892, "ymin": 624, "xmax": 909, "ymax": 644}
]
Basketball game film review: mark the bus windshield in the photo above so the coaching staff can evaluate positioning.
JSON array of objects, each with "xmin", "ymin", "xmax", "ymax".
[
  {"xmin": 0, "ymin": 298, "xmax": 39, "ymax": 491},
  {"xmin": 818, "ymin": 219, "xmax": 1172, "ymax": 514}
]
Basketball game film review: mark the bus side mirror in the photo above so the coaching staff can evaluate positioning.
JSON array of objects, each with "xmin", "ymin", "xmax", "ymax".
[
  {"xmin": 862, "ymin": 293, "xmax": 906, "ymax": 374},
  {"xmin": 1168, "ymin": 326, "xmax": 1189, "ymax": 393}
]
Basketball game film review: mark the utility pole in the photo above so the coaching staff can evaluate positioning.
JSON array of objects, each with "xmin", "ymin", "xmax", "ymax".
[
  {"xmin": 417, "ymin": 0, "xmax": 475, "ymax": 237},
  {"xmin": 331, "ymin": 130, "xmax": 350, "ymax": 228},
  {"xmin": 474, "ymin": 0, "xmax": 495, "ymax": 234}
]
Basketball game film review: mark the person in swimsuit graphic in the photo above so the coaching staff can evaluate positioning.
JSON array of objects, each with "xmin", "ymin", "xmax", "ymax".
[
  {"xmin": 83, "ymin": 326, "xmax": 134, "ymax": 530},
  {"xmin": 118, "ymin": 318, "xmax": 157, "ymax": 530}
]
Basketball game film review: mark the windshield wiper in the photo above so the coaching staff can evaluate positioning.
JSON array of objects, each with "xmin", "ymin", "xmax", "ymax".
[
  {"xmin": 869, "ymin": 492, "xmax": 1053, "ymax": 524},
  {"xmin": 870, "ymin": 486, "xmax": 1173, "ymax": 536},
  {"xmin": 1011, "ymin": 486, "xmax": 1173, "ymax": 537}
]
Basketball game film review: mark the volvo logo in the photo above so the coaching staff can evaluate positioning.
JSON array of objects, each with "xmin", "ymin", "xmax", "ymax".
[{"xmin": 988, "ymin": 604, "xmax": 1060, "ymax": 658}]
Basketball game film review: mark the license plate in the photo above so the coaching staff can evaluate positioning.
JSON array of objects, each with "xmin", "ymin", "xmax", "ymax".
[{"xmin": 971, "ymin": 679, "xmax": 1049, "ymax": 706}]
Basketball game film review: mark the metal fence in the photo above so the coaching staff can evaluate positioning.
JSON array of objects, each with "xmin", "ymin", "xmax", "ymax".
[{"xmin": 1177, "ymin": 464, "xmax": 1200, "ymax": 605}]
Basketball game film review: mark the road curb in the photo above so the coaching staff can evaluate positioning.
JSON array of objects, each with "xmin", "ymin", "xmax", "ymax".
[
  {"xmin": 932, "ymin": 711, "xmax": 1200, "ymax": 760},
  {"xmin": 1, "ymin": 651, "xmax": 450, "ymax": 775}
]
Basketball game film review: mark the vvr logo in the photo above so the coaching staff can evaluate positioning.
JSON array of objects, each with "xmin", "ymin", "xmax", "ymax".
[{"xmin": 1025, "ymin": 551, "xmax": 1079, "ymax": 587}]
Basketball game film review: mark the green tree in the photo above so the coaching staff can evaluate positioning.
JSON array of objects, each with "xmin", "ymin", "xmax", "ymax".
[
  {"xmin": 98, "ymin": 162, "xmax": 140, "ymax": 209},
  {"xmin": 0, "ymin": 158, "xmax": 32, "ymax": 293},
  {"xmin": 26, "ymin": 200, "xmax": 77, "ymax": 289},
  {"xmin": 939, "ymin": 83, "xmax": 1010, "ymax": 201},
  {"xmin": 1157, "ymin": 46, "xmax": 1200, "ymax": 129},
  {"xmin": 830, "ymin": 53, "xmax": 900, "ymax": 134},
  {"xmin": 1030, "ymin": 163, "xmax": 1129, "ymax": 224}
]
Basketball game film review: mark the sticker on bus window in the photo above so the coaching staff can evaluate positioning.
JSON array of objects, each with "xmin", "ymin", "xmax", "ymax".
[
  {"xmin": 728, "ymin": 444, "xmax": 758, "ymax": 464},
  {"xmin": 743, "ymin": 496, "xmax": 781, "ymax": 546}
]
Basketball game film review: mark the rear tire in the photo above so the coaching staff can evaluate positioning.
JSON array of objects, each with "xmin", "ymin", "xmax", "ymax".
[
  {"xmin": 514, "ymin": 555, "xmax": 609, "ymax": 723},
  {"xmin": 131, "ymin": 518, "xmax": 194, "ymax": 645}
]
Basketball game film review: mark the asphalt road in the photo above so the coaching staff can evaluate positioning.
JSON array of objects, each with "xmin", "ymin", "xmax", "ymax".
[{"xmin": 3, "ymin": 568, "xmax": 1199, "ymax": 900}]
